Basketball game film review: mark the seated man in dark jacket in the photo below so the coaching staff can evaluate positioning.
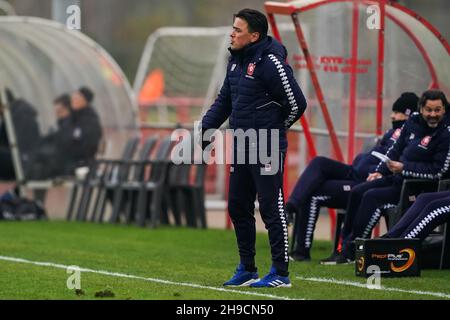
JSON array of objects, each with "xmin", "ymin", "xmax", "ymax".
[
  {"xmin": 0, "ymin": 89, "xmax": 41, "ymax": 180},
  {"xmin": 331, "ymin": 89, "xmax": 450, "ymax": 264},
  {"xmin": 28, "ymin": 94, "xmax": 77, "ymax": 179},
  {"xmin": 286, "ymin": 92, "xmax": 419, "ymax": 261},
  {"xmin": 69, "ymin": 87, "xmax": 103, "ymax": 170},
  {"xmin": 28, "ymin": 88, "xmax": 103, "ymax": 179}
]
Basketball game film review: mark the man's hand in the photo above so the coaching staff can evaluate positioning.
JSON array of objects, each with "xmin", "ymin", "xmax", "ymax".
[
  {"xmin": 386, "ymin": 160, "xmax": 404, "ymax": 174},
  {"xmin": 367, "ymin": 172, "xmax": 383, "ymax": 181}
]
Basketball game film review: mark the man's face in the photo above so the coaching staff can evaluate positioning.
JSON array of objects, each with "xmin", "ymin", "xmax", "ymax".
[
  {"xmin": 420, "ymin": 99, "xmax": 446, "ymax": 128},
  {"xmin": 230, "ymin": 17, "xmax": 259, "ymax": 50},
  {"xmin": 71, "ymin": 91, "xmax": 87, "ymax": 111},
  {"xmin": 390, "ymin": 111, "xmax": 409, "ymax": 122},
  {"xmin": 55, "ymin": 103, "xmax": 70, "ymax": 120}
]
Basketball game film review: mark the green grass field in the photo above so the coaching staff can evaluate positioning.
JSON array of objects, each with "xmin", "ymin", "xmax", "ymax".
[{"xmin": 0, "ymin": 221, "xmax": 449, "ymax": 300}]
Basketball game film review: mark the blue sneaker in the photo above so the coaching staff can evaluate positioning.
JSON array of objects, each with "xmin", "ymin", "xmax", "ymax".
[
  {"xmin": 223, "ymin": 264, "xmax": 259, "ymax": 287},
  {"xmin": 250, "ymin": 267, "xmax": 291, "ymax": 288}
]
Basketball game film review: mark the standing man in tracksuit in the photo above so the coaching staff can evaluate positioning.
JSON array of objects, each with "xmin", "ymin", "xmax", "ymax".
[
  {"xmin": 201, "ymin": 9, "xmax": 306, "ymax": 288},
  {"xmin": 330, "ymin": 89, "xmax": 450, "ymax": 264},
  {"xmin": 286, "ymin": 92, "xmax": 419, "ymax": 262}
]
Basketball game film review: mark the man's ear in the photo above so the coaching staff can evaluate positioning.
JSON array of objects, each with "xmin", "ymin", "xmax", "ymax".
[{"xmin": 250, "ymin": 32, "xmax": 260, "ymax": 43}]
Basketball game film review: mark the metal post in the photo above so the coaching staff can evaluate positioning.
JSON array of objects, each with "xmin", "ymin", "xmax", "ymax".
[
  {"xmin": 348, "ymin": 1, "xmax": 360, "ymax": 164},
  {"xmin": 375, "ymin": 0, "xmax": 386, "ymax": 138},
  {"xmin": 374, "ymin": 0, "xmax": 387, "ymax": 238},
  {"xmin": 291, "ymin": 12, "xmax": 344, "ymax": 162},
  {"xmin": 268, "ymin": 12, "xmax": 318, "ymax": 158}
]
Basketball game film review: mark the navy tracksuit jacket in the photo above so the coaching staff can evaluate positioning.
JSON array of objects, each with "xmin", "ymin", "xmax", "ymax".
[
  {"xmin": 386, "ymin": 190, "xmax": 450, "ymax": 240},
  {"xmin": 341, "ymin": 113, "xmax": 450, "ymax": 259},
  {"xmin": 201, "ymin": 36, "xmax": 307, "ymax": 274},
  {"xmin": 288, "ymin": 124, "xmax": 403, "ymax": 256}
]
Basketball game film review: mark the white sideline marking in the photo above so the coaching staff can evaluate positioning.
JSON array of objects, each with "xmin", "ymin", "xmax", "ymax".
[
  {"xmin": 297, "ymin": 276, "xmax": 450, "ymax": 299},
  {"xmin": 0, "ymin": 255, "xmax": 299, "ymax": 300}
]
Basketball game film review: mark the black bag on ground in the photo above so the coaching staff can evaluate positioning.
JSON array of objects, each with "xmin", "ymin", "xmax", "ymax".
[{"xmin": 0, "ymin": 191, "xmax": 47, "ymax": 221}]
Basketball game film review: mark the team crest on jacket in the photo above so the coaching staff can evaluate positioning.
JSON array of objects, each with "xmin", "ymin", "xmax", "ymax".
[
  {"xmin": 392, "ymin": 128, "xmax": 401, "ymax": 139},
  {"xmin": 420, "ymin": 136, "xmax": 431, "ymax": 147},
  {"xmin": 247, "ymin": 63, "xmax": 256, "ymax": 76}
]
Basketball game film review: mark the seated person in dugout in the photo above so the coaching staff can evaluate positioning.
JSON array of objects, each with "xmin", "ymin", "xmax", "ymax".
[
  {"xmin": 28, "ymin": 88, "xmax": 102, "ymax": 179},
  {"xmin": 285, "ymin": 92, "xmax": 419, "ymax": 262},
  {"xmin": 69, "ymin": 87, "xmax": 103, "ymax": 170},
  {"xmin": 383, "ymin": 190, "xmax": 450, "ymax": 240},
  {"xmin": 328, "ymin": 89, "xmax": 450, "ymax": 265},
  {"xmin": 27, "ymin": 94, "xmax": 77, "ymax": 179},
  {"xmin": 0, "ymin": 88, "xmax": 41, "ymax": 180}
]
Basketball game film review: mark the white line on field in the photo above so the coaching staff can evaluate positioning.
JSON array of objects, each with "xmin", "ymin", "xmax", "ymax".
[
  {"xmin": 0, "ymin": 255, "xmax": 300, "ymax": 300},
  {"xmin": 297, "ymin": 276, "xmax": 450, "ymax": 299}
]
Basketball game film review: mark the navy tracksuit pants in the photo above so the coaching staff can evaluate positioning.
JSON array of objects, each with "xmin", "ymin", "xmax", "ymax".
[
  {"xmin": 386, "ymin": 190, "xmax": 450, "ymax": 240},
  {"xmin": 288, "ymin": 156, "xmax": 361, "ymax": 256},
  {"xmin": 341, "ymin": 176, "xmax": 402, "ymax": 259},
  {"xmin": 228, "ymin": 152, "xmax": 289, "ymax": 275}
]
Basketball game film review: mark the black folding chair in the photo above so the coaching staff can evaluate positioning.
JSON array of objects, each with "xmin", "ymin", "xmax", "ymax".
[
  {"xmin": 386, "ymin": 179, "xmax": 438, "ymax": 229},
  {"xmin": 94, "ymin": 135, "xmax": 158, "ymax": 223},
  {"xmin": 165, "ymin": 134, "xmax": 207, "ymax": 228},
  {"xmin": 135, "ymin": 136, "xmax": 174, "ymax": 228},
  {"xmin": 440, "ymin": 220, "xmax": 450, "ymax": 269},
  {"xmin": 332, "ymin": 209, "xmax": 347, "ymax": 253},
  {"xmin": 164, "ymin": 162, "xmax": 185, "ymax": 226},
  {"xmin": 66, "ymin": 136, "xmax": 140, "ymax": 221},
  {"xmin": 110, "ymin": 136, "xmax": 173, "ymax": 227}
]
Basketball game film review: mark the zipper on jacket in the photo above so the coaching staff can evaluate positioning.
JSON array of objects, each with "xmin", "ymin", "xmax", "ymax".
[{"xmin": 255, "ymin": 101, "xmax": 282, "ymax": 109}]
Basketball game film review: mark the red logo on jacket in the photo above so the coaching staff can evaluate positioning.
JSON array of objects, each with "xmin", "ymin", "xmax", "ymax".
[
  {"xmin": 247, "ymin": 63, "xmax": 256, "ymax": 76},
  {"xmin": 421, "ymin": 136, "xmax": 431, "ymax": 147},
  {"xmin": 392, "ymin": 129, "xmax": 401, "ymax": 140}
]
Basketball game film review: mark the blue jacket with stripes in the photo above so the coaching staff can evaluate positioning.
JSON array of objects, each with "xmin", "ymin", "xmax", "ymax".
[
  {"xmin": 201, "ymin": 36, "xmax": 307, "ymax": 152},
  {"xmin": 375, "ymin": 113, "xmax": 450, "ymax": 182},
  {"xmin": 351, "ymin": 126, "xmax": 402, "ymax": 181}
]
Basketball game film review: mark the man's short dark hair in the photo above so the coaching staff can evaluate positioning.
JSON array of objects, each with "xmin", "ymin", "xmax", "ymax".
[
  {"xmin": 78, "ymin": 86, "xmax": 94, "ymax": 103},
  {"xmin": 234, "ymin": 8, "xmax": 268, "ymax": 40},
  {"xmin": 419, "ymin": 89, "xmax": 449, "ymax": 110},
  {"xmin": 53, "ymin": 94, "xmax": 72, "ymax": 110}
]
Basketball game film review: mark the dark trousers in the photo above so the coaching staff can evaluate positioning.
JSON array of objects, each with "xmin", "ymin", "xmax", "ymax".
[
  {"xmin": 293, "ymin": 179, "xmax": 358, "ymax": 255},
  {"xmin": 228, "ymin": 152, "xmax": 288, "ymax": 274},
  {"xmin": 342, "ymin": 176, "xmax": 402, "ymax": 259},
  {"xmin": 288, "ymin": 156, "xmax": 361, "ymax": 255},
  {"xmin": 288, "ymin": 156, "xmax": 357, "ymax": 208},
  {"xmin": 387, "ymin": 190, "xmax": 450, "ymax": 240}
]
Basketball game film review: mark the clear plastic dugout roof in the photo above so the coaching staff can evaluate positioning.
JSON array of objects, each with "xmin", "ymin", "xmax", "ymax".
[
  {"xmin": 0, "ymin": 17, "xmax": 139, "ymax": 162},
  {"xmin": 265, "ymin": 0, "xmax": 449, "ymax": 162}
]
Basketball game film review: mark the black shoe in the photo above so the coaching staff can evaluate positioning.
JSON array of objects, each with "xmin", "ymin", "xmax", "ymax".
[
  {"xmin": 289, "ymin": 252, "xmax": 311, "ymax": 262},
  {"xmin": 319, "ymin": 252, "xmax": 340, "ymax": 265},
  {"xmin": 319, "ymin": 252, "xmax": 353, "ymax": 265}
]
